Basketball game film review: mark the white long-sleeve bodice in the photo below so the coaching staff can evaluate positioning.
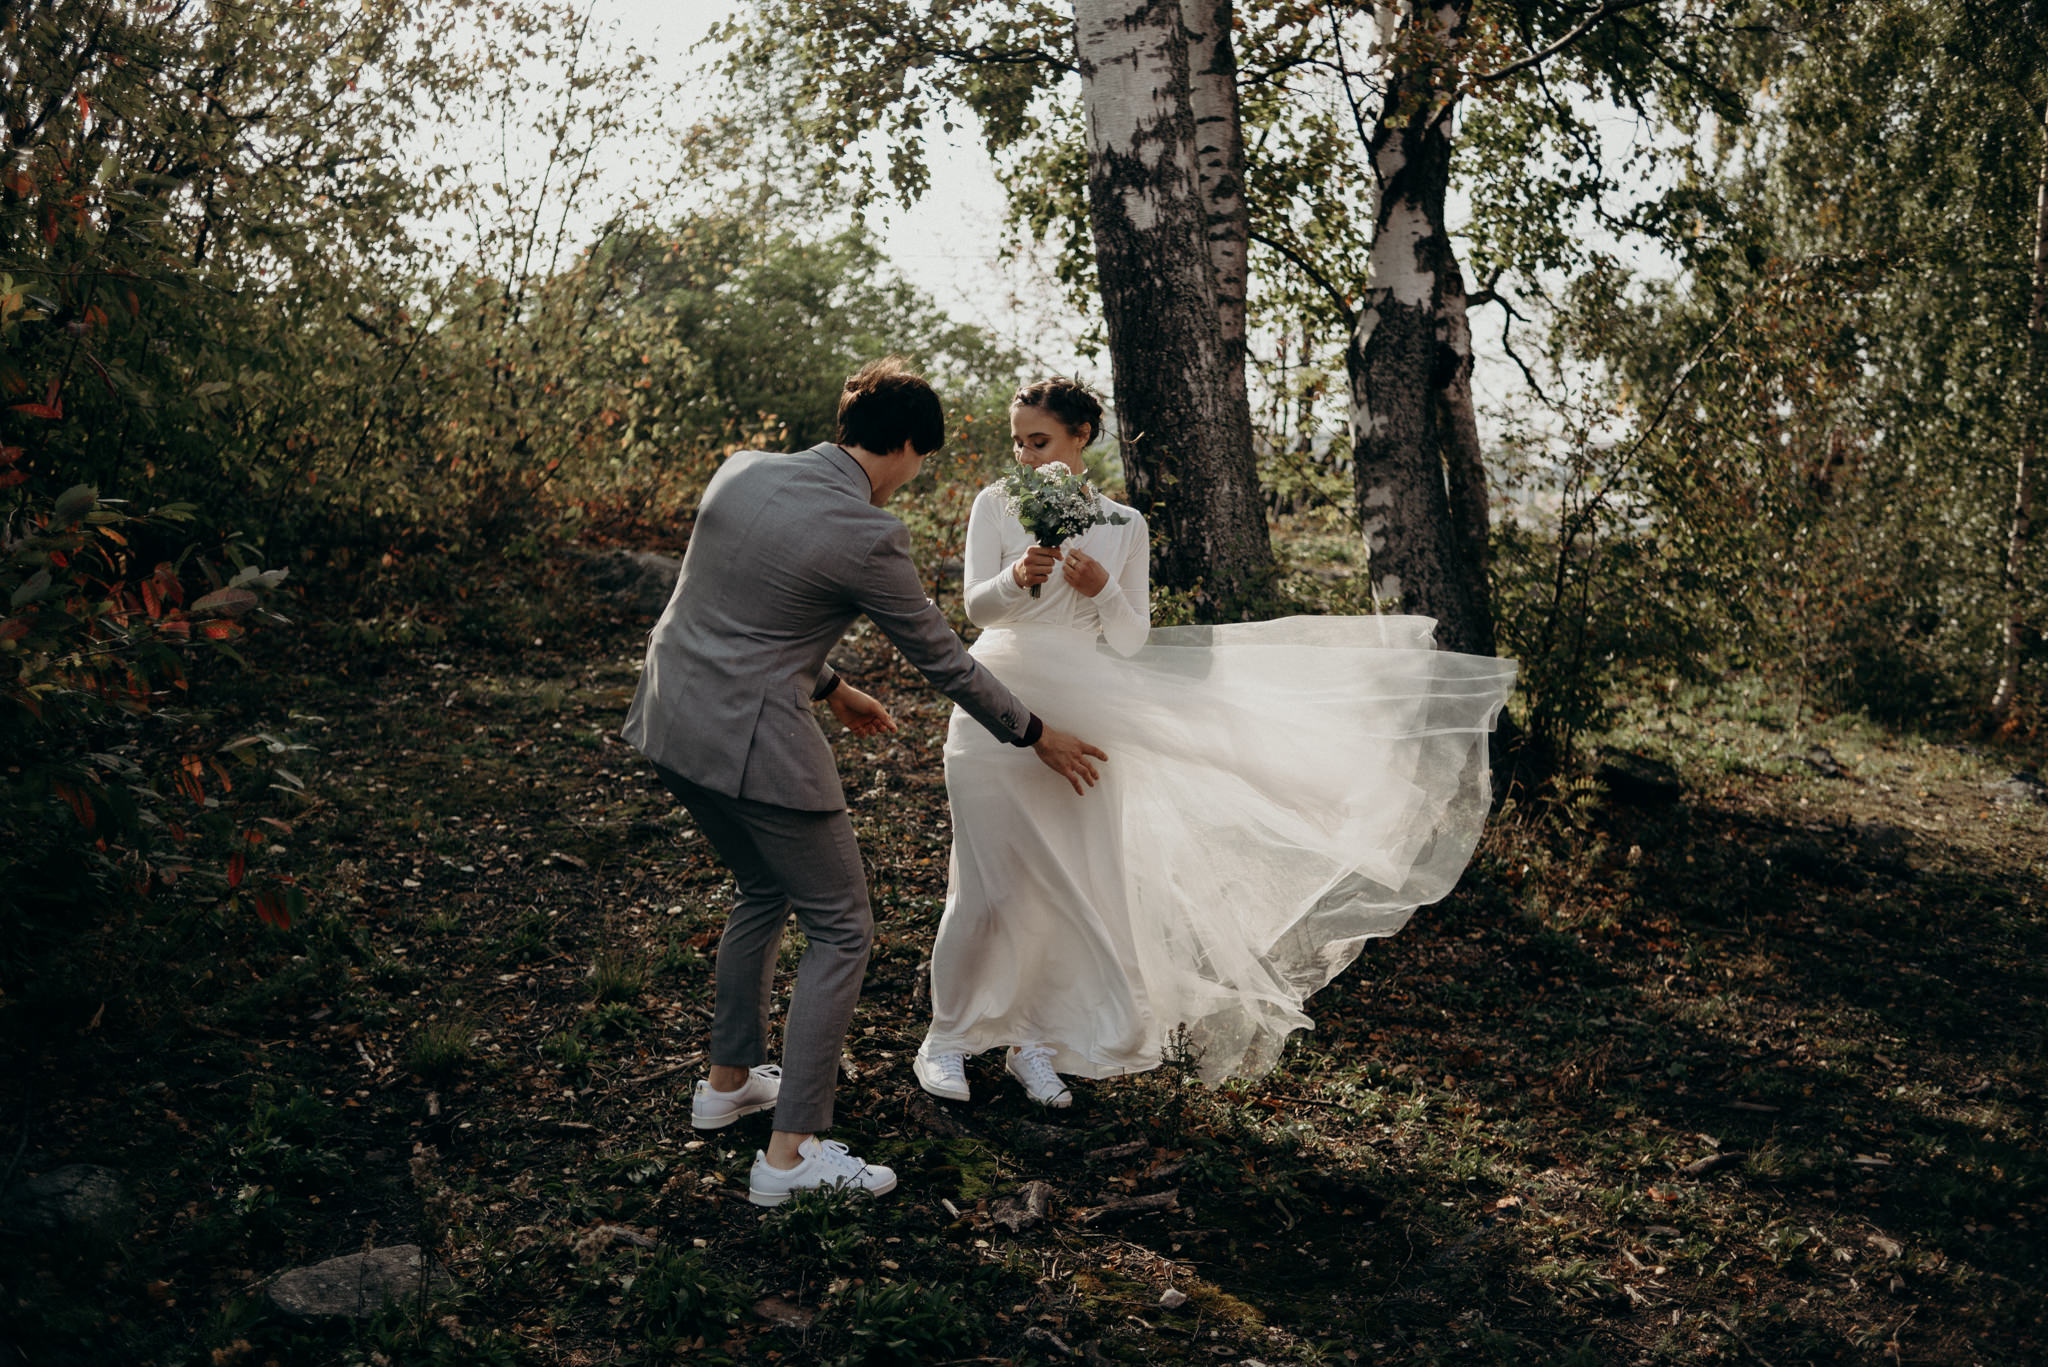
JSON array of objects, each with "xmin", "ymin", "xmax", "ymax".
[{"xmin": 960, "ymin": 483, "xmax": 1149, "ymax": 655}]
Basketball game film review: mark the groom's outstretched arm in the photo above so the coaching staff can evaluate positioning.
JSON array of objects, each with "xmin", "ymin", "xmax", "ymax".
[{"xmin": 851, "ymin": 521, "xmax": 1036, "ymax": 743}]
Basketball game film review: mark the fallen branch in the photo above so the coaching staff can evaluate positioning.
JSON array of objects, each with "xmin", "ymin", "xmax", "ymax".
[
  {"xmin": 1076, "ymin": 1188, "xmax": 1179, "ymax": 1227},
  {"xmin": 1085, "ymin": 1140, "xmax": 1149, "ymax": 1163},
  {"xmin": 1681, "ymin": 1151, "xmax": 1748, "ymax": 1178}
]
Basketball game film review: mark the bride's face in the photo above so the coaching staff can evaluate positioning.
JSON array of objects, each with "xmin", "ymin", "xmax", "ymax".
[{"xmin": 1011, "ymin": 404, "xmax": 1091, "ymax": 473}]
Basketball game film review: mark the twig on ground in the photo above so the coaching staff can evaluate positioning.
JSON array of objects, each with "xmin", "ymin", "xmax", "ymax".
[{"xmin": 1075, "ymin": 1188, "xmax": 1178, "ymax": 1226}]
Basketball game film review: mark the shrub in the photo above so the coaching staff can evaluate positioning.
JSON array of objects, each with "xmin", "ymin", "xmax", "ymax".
[{"xmin": 0, "ymin": 481, "xmax": 297, "ymax": 946}]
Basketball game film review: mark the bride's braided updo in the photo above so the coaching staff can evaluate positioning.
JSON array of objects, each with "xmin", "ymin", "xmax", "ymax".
[{"xmin": 1012, "ymin": 377, "xmax": 1104, "ymax": 447}]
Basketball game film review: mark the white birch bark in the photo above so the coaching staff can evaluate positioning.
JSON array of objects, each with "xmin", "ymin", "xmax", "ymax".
[
  {"xmin": 1990, "ymin": 102, "xmax": 2048, "ymax": 722},
  {"xmin": 1347, "ymin": 0, "xmax": 1498, "ymax": 656},
  {"xmin": 1073, "ymin": 0, "xmax": 1272, "ymax": 608},
  {"xmin": 1182, "ymin": 0, "xmax": 1248, "ymax": 354}
]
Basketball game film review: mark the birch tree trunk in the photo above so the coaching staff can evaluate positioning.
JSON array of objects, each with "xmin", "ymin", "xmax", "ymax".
[
  {"xmin": 1989, "ymin": 102, "xmax": 2048, "ymax": 723},
  {"xmin": 1348, "ymin": 0, "xmax": 1499, "ymax": 657},
  {"xmin": 1183, "ymin": 0, "xmax": 1249, "ymax": 365},
  {"xmin": 1074, "ymin": 0, "xmax": 1273, "ymax": 611}
]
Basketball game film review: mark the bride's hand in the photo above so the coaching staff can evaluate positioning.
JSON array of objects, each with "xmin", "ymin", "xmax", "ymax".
[
  {"xmin": 1061, "ymin": 549, "xmax": 1109, "ymax": 597},
  {"xmin": 826, "ymin": 684, "xmax": 897, "ymax": 737},
  {"xmin": 1011, "ymin": 545, "xmax": 1060, "ymax": 590},
  {"xmin": 1031, "ymin": 726, "xmax": 1107, "ymax": 795}
]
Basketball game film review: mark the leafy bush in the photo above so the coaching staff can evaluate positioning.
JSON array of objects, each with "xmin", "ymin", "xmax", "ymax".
[{"xmin": 0, "ymin": 481, "xmax": 297, "ymax": 947}]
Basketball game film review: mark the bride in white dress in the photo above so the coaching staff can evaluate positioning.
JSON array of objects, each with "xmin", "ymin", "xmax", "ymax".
[{"xmin": 914, "ymin": 378, "xmax": 1517, "ymax": 1107}]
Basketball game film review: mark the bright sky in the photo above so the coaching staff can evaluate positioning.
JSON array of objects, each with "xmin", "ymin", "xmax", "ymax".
[{"xmin": 620, "ymin": 0, "xmax": 1106, "ymax": 386}]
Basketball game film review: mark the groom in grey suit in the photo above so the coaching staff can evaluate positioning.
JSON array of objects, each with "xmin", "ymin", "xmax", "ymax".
[{"xmin": 624, "ymin": 358, "xmax": 1105, "ymax": 1204}]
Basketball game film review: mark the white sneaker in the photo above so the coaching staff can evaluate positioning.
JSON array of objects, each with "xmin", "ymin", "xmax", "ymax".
[
  {"xmin": 747, "ymin": 1137, "xmax": 898, "ymax": 1206},
  {"xmin": 690, "ymin": 1065, "xmax": 780, "ymax": 1129},
  {"xmin": 913, "ymin": 1046, "xmax": 970, "ymax": 1102},
  {"xmin": 1005, "ymin": 1044, "xmax": 1072, "ymax": 1109}
]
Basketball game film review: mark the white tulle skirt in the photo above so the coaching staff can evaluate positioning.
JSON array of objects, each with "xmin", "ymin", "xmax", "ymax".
[{"xmin": 922, "ymin": 616, "xmax": 1518, "ymax": 1083}]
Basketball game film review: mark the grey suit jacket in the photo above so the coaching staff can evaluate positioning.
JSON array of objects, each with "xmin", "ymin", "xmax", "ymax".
[{"xmin": 623, "ymin": 443, "xmax": 1034, "ymax": 811}]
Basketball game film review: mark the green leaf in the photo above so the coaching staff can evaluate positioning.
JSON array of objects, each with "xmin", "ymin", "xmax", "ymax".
[
  {"xmin": 52, "ymin": 485, "xmax": 98, "ymax": 525},
  {"xmin": 190, "ymin": 587, "xmax": 259, "ymax": 617},
  {"xmin": 9, "ymin": 568, "xmax": 51, "ymax": 608}
]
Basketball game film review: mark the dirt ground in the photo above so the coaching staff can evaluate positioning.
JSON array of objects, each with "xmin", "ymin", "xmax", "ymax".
[{"xmin": 4, "ymin": 557, "xmax": 2045, "ymax": 1365}]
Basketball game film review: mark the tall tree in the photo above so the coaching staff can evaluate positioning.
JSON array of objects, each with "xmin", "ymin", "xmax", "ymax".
[
  {"xmin": 717, "ymin": 1, "xmax": 1274, "ymax": 614},
  {"xmin": 1074, "ymin": 0, "xmax": 1271, "ymax": 603},
  {"xmin": 1992, "ymin": 103, "xmax": 2048, "ymax": 722},
  {"xmin": 715, "ymin": 0, "xmax": 1757, "ymax": 643},
  {"xmin": 1347, "ymin": 0, "xmax": 1497, "ymax": 654}
]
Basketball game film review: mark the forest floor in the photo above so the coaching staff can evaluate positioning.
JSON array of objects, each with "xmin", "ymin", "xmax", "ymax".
[{"xmin": 4, "ymin": 550, "xmax": 2046, "ymax": 1367}]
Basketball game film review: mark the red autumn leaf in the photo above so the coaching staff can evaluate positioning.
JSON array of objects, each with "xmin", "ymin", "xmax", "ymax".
[
  {"xmin": 253, "ymin": 890, "xmax": 290, "ymax": 930},
  {"xmin": 227, "ymin": 852, "xmax": 245, "ymax": 889},
  {"xmin": 12, "ymin": 378, "xmax": 61, "ymax": 420},
  {"xmin": 140, "ymin": 577, "xmax": 161, "ymax": 619},
  {"xmin": 0, "ymin": 470, "xmax": 25, "ymax": 489},
  {"xmin": 200, "ymin": 620, "xmax": 236, "ymax": 640},
  {"xmin": 53, "ymin": 781, "xmax": 95, "ymax": 830}
]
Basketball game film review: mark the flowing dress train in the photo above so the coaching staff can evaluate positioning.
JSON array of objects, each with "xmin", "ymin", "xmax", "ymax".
[{"xmin": 922, "ymin": 485, "xmax": 1517, "ymax": 1082}]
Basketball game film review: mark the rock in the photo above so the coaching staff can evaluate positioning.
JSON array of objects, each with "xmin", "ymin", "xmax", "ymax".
[
  {"xmin": 752, "ymin": 1295, "xmax": 814, "ymax": 1330},
  {"xmin": 581, "ymin": 549, "xmax": 681, "ymax": 621},
  {"xmin": 1594, "ymin": 748, "xmax": 1682, "ymax": 805},
  {"xmin": 4, "ymin": 1164, "xmax": 131, "ymax": 1237},
  {"xmin": 989, "ymin": 1180, "xmax": 1054, "ymax": 1233},
  {"xmin": 268, "ymin": 1244, "xmax": 444, "ymax": 1320},
  {"xmin": 1989, "ymin": 771, "xmax": 2048, "ymax": 807},
  {"xmin": 1800, "ymin": 746, "xmax": 1848, "ymax": 779}
]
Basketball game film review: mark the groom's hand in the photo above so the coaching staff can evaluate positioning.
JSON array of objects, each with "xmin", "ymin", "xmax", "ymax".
[
  {"xmin": 826, "ymin": 684, "xmax": 897, "ymax": 737},
  {"xmin": 1032, "ymin": 726, "xmax": 1107, "ymax": 795}
]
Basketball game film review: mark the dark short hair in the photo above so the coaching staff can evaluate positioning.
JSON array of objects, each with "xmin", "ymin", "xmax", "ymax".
[
  {"xmin": 1012, "ymin": 377, "xmax": 1105, "ymax": 446},
  {"xmin": 838, "ymin": 358, "xmax": 946, "ymax": 456}
]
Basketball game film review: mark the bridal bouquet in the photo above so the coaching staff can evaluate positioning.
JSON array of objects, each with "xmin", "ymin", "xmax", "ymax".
[{"xmin": 996, "ymin": 461, "xmax": 1129, "ymax": 596}]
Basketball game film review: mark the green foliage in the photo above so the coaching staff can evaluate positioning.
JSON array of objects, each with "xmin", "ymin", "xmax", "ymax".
[
  {"xmin": 405, "ymin": 1020, "xmax": 476, "ymax": 1079},
  {"xmin": 631, "ymin": 1247, "xmax": 753, "ymax": 1346},
  {"xmin": 759, "ymin": 1182, "xmax": 873, "ymax": 1271},
  {"xmin": 213, "ymin": 1084, "xmax": 348, "ymax": 1197},
  {"xmin": 1562, "ymin": 2, "xmax": 2048, "ymax": 723},
  {"xmin": 586, "ymin": 1001, "xmax": 649, "ymax": 1038},
  {"xmin": 836, "ymin": 1280, "xmax": 983, "ymax": 1366},
  {"xmin": 585, "ymin": 950, "xmax": 647, "ymax": 1004},
  {"xmin": 0, "ymin": 483, "xmax": 298, "ymax": 941}
]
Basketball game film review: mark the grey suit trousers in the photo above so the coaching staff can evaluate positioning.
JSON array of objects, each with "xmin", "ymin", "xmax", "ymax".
[{"xmin": 653, "ymin": 763, "xmax": 870, "ymax": 1135}]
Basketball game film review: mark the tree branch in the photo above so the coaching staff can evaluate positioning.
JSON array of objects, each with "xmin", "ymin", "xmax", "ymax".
[
  {"xmin": 1248, "ymin": 228, "xmax": 1357, "ymax": 330},
  {"xmin": 1471, "ymin": 0, "xmax": 1660, "ymax": 85}
]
